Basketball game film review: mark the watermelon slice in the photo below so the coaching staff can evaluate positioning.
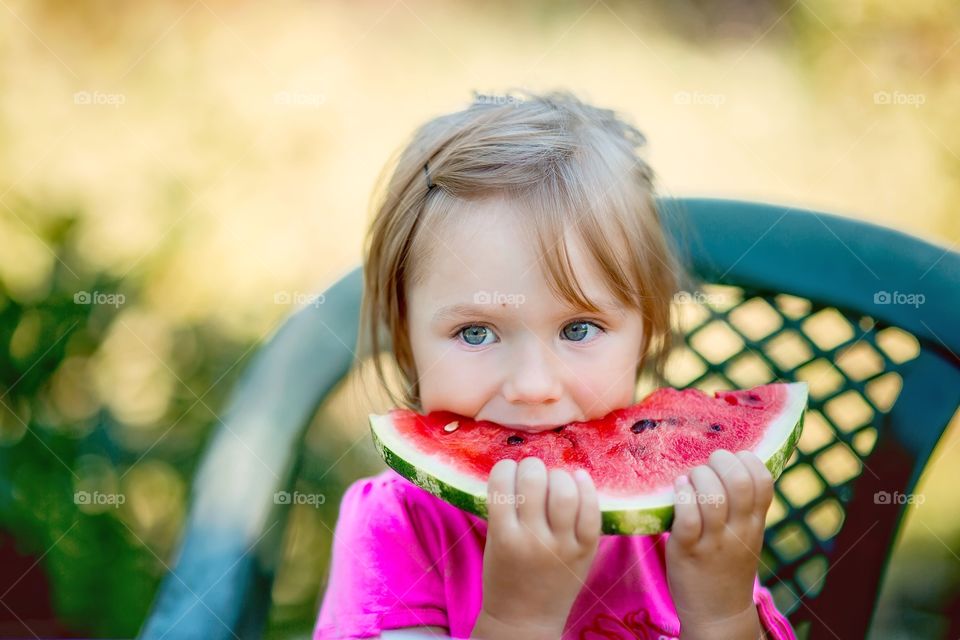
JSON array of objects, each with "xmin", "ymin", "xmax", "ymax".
[{"xmin": 369, "ymin": 382, "xmax": 807, "ymax": 535}]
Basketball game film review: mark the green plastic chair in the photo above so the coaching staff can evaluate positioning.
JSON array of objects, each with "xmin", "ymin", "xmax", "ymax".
[{"xmin": 138, "ymin": 197, "xmax": 960, "ymax": 639}]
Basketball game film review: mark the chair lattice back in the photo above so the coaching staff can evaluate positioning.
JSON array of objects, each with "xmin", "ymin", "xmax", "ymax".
[{"xmin": 668, "ymin": 282, "xmax": 920, "ymax": 635}]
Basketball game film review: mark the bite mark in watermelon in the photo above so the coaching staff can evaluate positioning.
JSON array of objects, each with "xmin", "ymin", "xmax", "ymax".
[{"xmin": 369, "ymin": 382, "xmax": 807, "ymax": 535}]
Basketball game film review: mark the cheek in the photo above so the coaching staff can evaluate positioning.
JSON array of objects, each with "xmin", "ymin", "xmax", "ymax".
[
  {"xmin": 571, "ymin": 367, "xmax": 635, "ymax": 416},
  {"xmin": 414, "ymin": 341, "xmax": 496, "ymax": 415},
  {"xmin": 569, "ymin": 342, "xmax": 641, "ymax": 416}
]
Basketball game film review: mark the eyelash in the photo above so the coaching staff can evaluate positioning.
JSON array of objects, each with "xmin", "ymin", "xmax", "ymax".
[{"xmin": 450, "ymin": 319, "xmax": 607, "ymax": 346}]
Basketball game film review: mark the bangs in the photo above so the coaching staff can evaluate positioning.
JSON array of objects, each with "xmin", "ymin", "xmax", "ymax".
[{"xmin": 516, "ymin": 181, "xmax": 644, "ymax": 315}]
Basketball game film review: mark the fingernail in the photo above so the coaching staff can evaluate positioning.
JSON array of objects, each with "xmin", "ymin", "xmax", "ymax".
[{"xmin": 675, "ymin": 474, "xmax": 689, "ymax": 487}]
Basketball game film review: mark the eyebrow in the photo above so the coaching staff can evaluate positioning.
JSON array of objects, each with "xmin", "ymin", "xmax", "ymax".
[{"xmin": 432, "ymin": 300, "xmax": 625, "ymax": 324}]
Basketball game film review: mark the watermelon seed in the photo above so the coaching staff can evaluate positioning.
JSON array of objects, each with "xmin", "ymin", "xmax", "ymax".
[
  {"xmin": 443, "ymin": 421, "xmax": 459, "ymax": 433},
  {"xmin": 506, "ymin": 434, "xmax": 524, "ymax": 445},
  {"xmin": 709, "ymin": 423, "xmax": 724, "ymax": 432},
  {"xmin": 631, "ymin": 419, "xmax": 658, "ymax": 433},
  {"xmin": 748, "ymin": 393, "xmax": 761, "ymax": 402}
]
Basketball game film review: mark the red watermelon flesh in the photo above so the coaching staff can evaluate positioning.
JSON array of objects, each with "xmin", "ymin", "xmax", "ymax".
[{"xmin": 370, "ymin": 381, "xmax": 807, "ymax": 534}]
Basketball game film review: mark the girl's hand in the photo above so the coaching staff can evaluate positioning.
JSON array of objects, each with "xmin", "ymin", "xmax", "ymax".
[
  {"xmin": 666, "ymin": 450, "xmax": 773, "ymax": 639},
  {"xmin": 473, "ymin": 457, "xmax": 601, "ymax": 640}
]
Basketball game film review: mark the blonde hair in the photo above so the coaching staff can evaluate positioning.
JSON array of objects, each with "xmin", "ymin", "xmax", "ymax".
[{"xmin": 359, "ymin": 88, "xmax": 681, "ymax": 412}]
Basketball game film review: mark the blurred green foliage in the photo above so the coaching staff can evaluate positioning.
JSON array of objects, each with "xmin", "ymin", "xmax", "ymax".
[{"xmin": 0, "ymin": 200, "xmax": 254, "ymax": 636}]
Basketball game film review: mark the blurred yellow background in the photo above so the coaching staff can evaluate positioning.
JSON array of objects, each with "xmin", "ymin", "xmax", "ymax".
[{"xmin": 1, "ymin": 1, "xmax": 958, "ymax": 637}]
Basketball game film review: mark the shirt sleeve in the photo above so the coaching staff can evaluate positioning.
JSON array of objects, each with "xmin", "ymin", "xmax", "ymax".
[
  {"xmin": 313, "ymin": 473, "xmax": 449, "ymax": 639},
  {"xmin": 753, "ymin": 574, "xmax": 797, "ymax": 640}
]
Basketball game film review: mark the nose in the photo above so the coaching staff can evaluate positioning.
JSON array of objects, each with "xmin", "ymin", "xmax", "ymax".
[{"xmin": 502, "ymin": 339, "xmax": 563, "ymax": 405}]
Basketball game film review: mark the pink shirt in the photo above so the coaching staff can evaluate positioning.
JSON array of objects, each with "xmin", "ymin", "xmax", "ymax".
[{"xmin": 314, "ymin": 468, "xmax": 797, "ymax": 639}]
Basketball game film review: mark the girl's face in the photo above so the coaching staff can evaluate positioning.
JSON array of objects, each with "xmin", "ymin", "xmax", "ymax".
[{"xmin": 407, "ymin": 197, "xmax": 646, "ymax": 433}]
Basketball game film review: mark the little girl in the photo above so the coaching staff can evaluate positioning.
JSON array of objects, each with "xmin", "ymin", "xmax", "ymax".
[{"xmin": 313, "ymin": 89, "xmax": 797, "ymax": 639}]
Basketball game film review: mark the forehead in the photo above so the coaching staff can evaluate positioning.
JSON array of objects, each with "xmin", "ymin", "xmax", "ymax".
[{"xmin": 411, "ymin": 197, "xmax": 618, "ymax": 314}]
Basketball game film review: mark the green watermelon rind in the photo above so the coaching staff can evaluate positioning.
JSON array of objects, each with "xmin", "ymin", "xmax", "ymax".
[{"xmin": 370, "ymin": 382, "xmax": 807, "ymax": 536}]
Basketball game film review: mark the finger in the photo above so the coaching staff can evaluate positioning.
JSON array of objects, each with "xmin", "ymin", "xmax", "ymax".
[
  {"xmin": 515, "ymin": 457, "xmax": 549, "ymax": 533},
  {"xmin": 546, "ymin": 468, "xmax": 578, "ymax": 535},
  {"xmin": 486, "ymin": 459, "xmax": 519, "ymax": 530},
  {"xmin": 573, "ymin": 468, "xmax": 601, "ymax": 546},
  {"xmin": 708, "ymin": 449, "xmax": 755, "ymax": 522},
  {"xmin": 671, "ymin": 474, "xmax": 701, "ymax": 546},
  {"xmin": 737, "ymin": 451, "xmax": 774, "ymax": 514},
  {"xmin": 689, "ymin": 465, "xmax": 728, "ymax": 535}
]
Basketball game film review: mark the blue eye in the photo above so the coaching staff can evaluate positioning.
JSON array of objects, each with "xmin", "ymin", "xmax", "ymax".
[
  {"xmin": 562, "ymin": 321, "xmax": 603, "ymax": 342},
  {"xmin": 456, "ymin": 321, "xmax": 603, "ymax": 346},
  {"xmin": 458, "ymin": 325, "xmax": 498, "ymax": 346}
]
